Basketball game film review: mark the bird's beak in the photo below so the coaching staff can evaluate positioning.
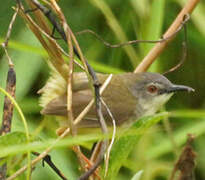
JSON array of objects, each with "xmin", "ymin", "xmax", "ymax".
[
  {"xmin": 166, "ymin": 84, "xmax": 195, "ymax": 93},
  {"xmin": 159, "ymin": 84, "xmax": 195, "ymax": 94}
]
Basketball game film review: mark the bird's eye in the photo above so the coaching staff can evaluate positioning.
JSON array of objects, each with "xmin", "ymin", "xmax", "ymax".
[{"xmin": 147, "ymin": 85, "xmax": 158, "ymax": 93}]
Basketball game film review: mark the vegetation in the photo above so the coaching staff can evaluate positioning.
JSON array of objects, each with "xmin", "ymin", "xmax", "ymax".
[{"xmin": 0, "ymin": 0, "xmax": 205, "ymax": 179}]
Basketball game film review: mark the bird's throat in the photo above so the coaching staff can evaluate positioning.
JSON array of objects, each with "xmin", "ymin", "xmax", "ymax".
[{"xmin": 137, "ymin": 93, "xmax": 173, "ymax": 117}]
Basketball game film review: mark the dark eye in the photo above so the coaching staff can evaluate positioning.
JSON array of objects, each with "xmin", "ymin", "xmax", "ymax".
[{"xmin": 147, "ymin": 85, "xmax": 158, "ymax": 93}]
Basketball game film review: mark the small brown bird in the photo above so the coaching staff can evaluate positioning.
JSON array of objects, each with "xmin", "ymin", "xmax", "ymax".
[{"xmin": 39, "ymin": 71, "xmax": 194, "ymax": 130}]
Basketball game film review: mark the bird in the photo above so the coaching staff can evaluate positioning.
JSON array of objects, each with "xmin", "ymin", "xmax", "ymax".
[{"xmin": 39, "ymin": 71, "xmax": 194, "ymax": 132}]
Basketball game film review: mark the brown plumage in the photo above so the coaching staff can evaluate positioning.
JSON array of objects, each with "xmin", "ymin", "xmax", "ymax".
[{"xmin": 41, "ymin": 73, "xmax": 140, "ymax": 128}]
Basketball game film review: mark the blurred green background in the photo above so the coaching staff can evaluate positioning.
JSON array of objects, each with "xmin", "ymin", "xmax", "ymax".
[{"xmin": 0, "ymin": 0, "xmax": 205, "ymax": 180}]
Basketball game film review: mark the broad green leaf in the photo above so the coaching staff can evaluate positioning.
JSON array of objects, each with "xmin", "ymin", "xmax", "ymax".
[{"xmin": 104, "ymin": 112, "xmax": 168, "ymax": 180}]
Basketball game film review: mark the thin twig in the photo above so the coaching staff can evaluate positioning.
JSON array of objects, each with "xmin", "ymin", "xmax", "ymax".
[
  {"xmin": 76, "ymin": 79, "xmax": 113, "ymax": 180},
  {"xmin": 2, "ymin": 6, "xmax": 19, "ymax": 58},
  {"xmin": 60, "ymin": 5, "xmax": 75, "ymax": 137},
  {"xmin": 89, "ymin": 97, "xmax": 116, "ymax": 177},
  {"xmin": 30, "ymin": 0, "xmax": 70, "ymax": 51},
  {"xmin": 101, "ymin": 98, "xmax": 116, "ymax": 177},
  {"xmin": 77, "ymin": 79, "xmax": 109, "ymax": 179},
  {"xmin": 75, "ymin": 27, "xmax": 183, "ymax": 48},
  {"xmin": 66, "ymin": 18, "xmax": 85, "ymax": 170},
  {"xmin": 163, "ymin": 14, "xmax": 189, "ymax": 75},
  {"xmin": 134, "ymin": 0, "xmax": 199, "ymax": 73},
  {"xmin": 1, "ymin": 6, "xmax": 19, "ymax": 66},
  {"xmin": 32, "ymin": 152, "xmax": 68, "ymax": 180},
  {"xmin": 54, "ymin": 1, "xmax": 86, "ymax": 171},
  {"xmin": 48, "ymin": 1, "xmax": 109, "ymax": 179}
]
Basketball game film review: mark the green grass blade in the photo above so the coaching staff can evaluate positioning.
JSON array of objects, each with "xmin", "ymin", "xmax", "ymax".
[
  {"xmin": 89, "ymin": 0, "xmax": 140, "ymax": 67},
  {"xmin": 139, "ymin": 0, "xmax": 165, "ymax": 72},
  {"xmin": 170, "ymin": 109, "xmax": 205, "ymax": 118}
]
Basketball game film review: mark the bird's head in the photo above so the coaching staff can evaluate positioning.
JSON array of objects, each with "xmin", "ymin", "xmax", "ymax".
[{"xmin": 129, "ymin": 72, "xmax": 194, "ymax": 116}]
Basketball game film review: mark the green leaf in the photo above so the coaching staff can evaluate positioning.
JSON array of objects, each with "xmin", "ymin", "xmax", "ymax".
[
  {"xmin": 0, "ymin": 132, "xmax": 27, "ymax": 148},
  {"xmin": 139, "ymin": 0, "xmax": 165, "ymax": 72},
  {"xmin": 141, "ymin": 0, "xmax": 165, "ymax": 55},
  {"xmin": 104, "ymin": 112, "xmax": 168, "ymax": 180},
  {"xmin": 0, "ymin": 133, "xmax": 104, "ymax": 158}
]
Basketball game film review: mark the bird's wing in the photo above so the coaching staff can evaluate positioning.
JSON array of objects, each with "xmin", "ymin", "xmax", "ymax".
[
  {"xmin": 41, "ymin": 72, "xmax": 108, "ymax": 116},
  {"xmin": 41, "ymin": 89, "xmax": 102, "ymax": 127}
]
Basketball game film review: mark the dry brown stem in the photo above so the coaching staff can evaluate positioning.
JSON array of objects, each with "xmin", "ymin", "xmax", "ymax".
[
  {"xmin": 169, "ymin": 134, "xmax": 196, "ymax": 180},
  {"xmin": 0, "ymin": 6, "xmax": 18, "ymax": 180},
  {"xmin": 49, "ymin": 0, "xmax": 86, "ymax": 170}
]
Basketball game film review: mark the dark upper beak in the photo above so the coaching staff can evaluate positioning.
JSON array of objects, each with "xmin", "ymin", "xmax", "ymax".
[{"xmin": 159, "ymin": 84, "xmax": 195, "ymax": 94}]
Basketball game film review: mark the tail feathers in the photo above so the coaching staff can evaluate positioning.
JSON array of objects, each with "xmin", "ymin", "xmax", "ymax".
[{"xmin": 39, "ymin": 63, "xmax": 67, "ymax": 108}]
